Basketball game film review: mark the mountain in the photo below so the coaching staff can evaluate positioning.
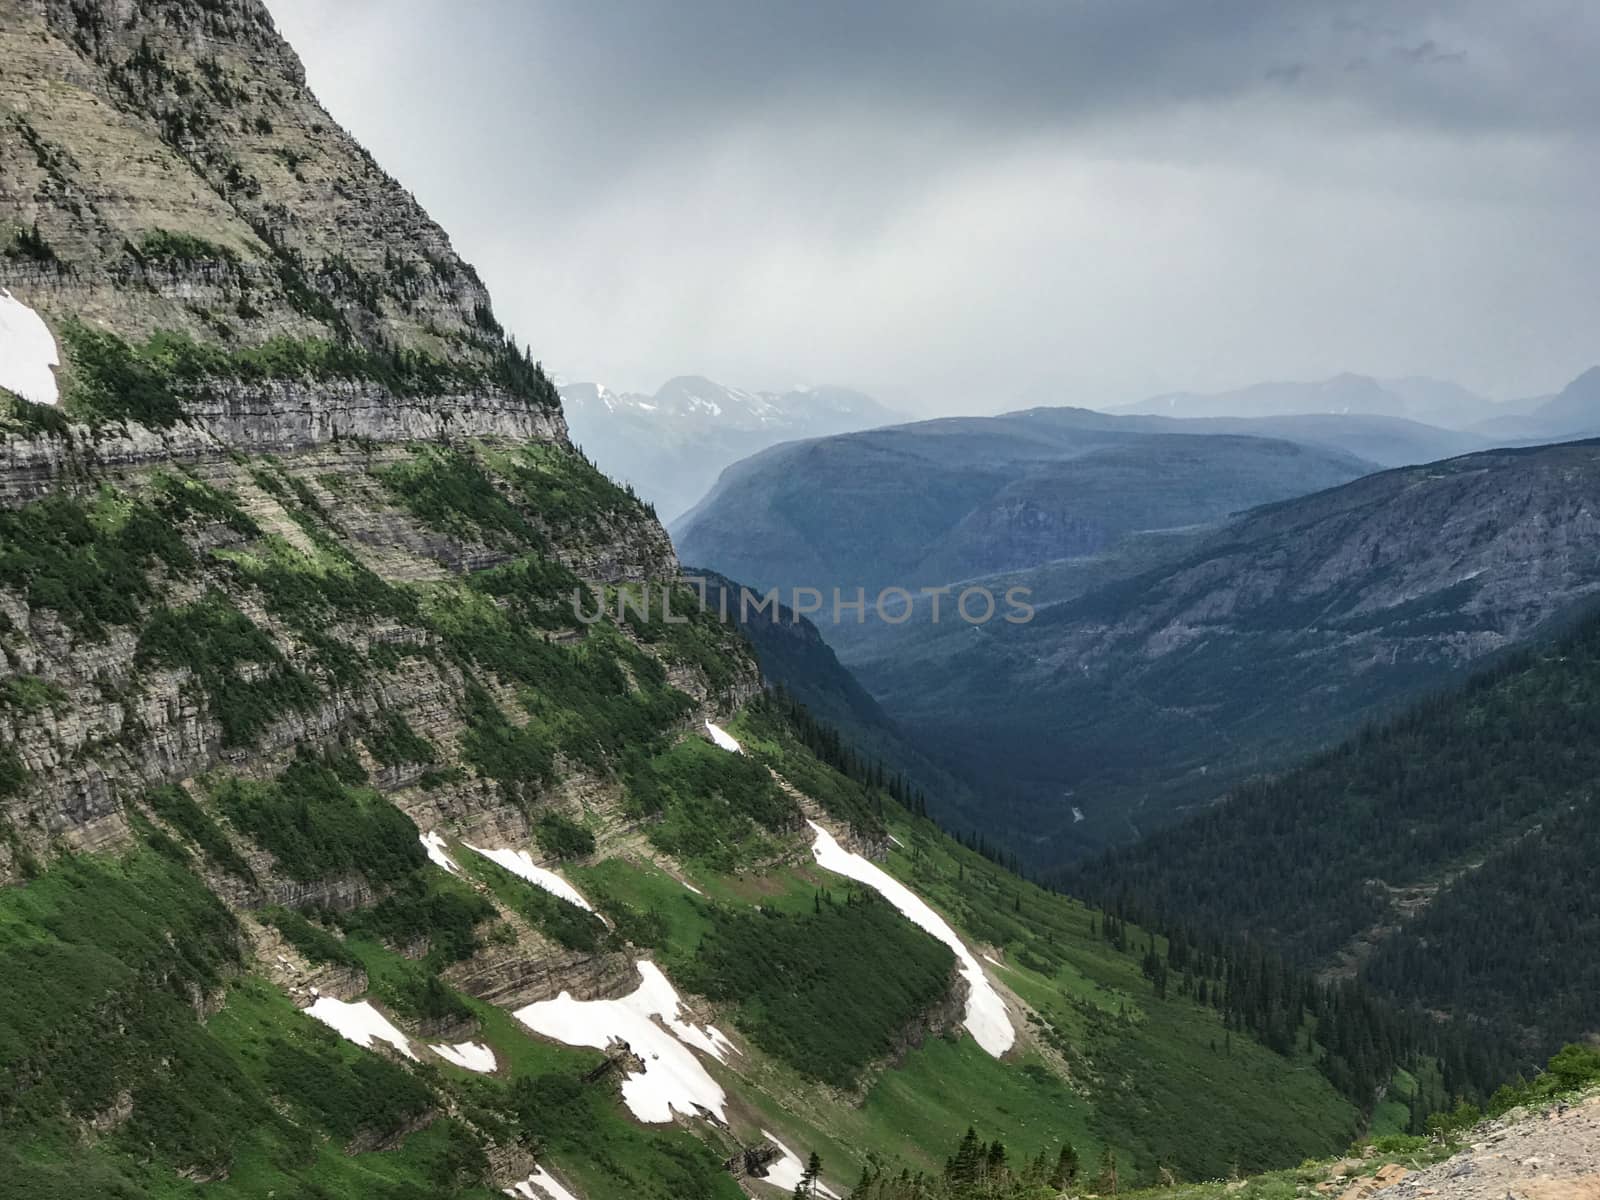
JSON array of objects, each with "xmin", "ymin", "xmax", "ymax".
[
  {"xmin": 672, "ymin": 410, "xmax": 1378, "ymax": 596},
  {"xmin": 1474, "ymin": 365, "xmax": 1600, "ymax": 442},
  {"xmin": 561, "ymin": 375, "xmax": 900, "ymax": 520},
  {"xmin": 1071, "ymin": 599, "xmax": 1600, "ymax": 1061},
  {"xmin": 0, "ymin": 1, "xmax": 1433, "ymax": 1196},
  {"xmin": 845, "ymin": 440, "xmax": 1600, "ymax": 865},
  {"xmin": 1112, "ymin": 372, "xmax": 1511, "ymax": 428}
]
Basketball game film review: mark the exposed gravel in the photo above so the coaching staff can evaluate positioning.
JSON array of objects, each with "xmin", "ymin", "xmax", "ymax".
[{"xmin": 1381, "ymin": 1094, "xmax": 1600, "ymax": 1200}]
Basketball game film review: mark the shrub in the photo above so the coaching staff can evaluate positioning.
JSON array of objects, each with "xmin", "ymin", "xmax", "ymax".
[
  {"xmin": 534, "ymin": 812, "xmax": 595, "ymax": 861},
  {"xmin": 263, "ymin": 907, "xmax": 360, "ymax": 968}
]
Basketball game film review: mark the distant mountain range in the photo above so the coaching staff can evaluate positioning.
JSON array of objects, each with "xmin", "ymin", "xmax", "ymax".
[
  {"xmin": 1109, "ymin": 369, "xmax": 1600, "ymax": 443},
  {"xmin": 1112, "ymin": 372, "xmax": 1517, "ymax": 428},
  {"xmin": 561, "ymin": 375, "xmax": 901, "ymax": 520}
]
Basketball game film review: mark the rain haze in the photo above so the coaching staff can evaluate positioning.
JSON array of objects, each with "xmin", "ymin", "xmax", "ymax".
[{"xmin": 266, "ymin": 0, "xmax": 1600, "ymax": 416}]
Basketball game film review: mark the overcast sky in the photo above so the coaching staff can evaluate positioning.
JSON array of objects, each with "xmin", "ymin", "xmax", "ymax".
[{"xmin": 266, "ymin": 0, "xmax": 1599, "ymax": 415}]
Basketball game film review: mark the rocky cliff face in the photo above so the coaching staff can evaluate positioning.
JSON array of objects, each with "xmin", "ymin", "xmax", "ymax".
[
  {"xmin": 2, "ymin": 0, "xmax": 564, "ymax": 458},
  {"xmin": 0, "ymin": 0, "xmax": 750, "ymax": 916}
]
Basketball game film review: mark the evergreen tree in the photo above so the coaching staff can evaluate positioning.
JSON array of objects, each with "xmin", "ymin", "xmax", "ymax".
[
  {"xmin": 1095, "ymin": 1148, "xmax": 1119, "ymax": 1196},
  {"xmin": 1050, "ymin": 1143, "xmax": 1079, "ymax": 1188}
]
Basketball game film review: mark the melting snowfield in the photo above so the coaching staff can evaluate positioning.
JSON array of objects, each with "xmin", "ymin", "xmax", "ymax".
[
  {"xmin": 420, "ymin": 830, "xmax": 462, "ymax": 874},
  {"xmin": 306, "ymin": 997, "xmax": 418, "ymax": 1060},
  {"xmin": 704, "ymin": 721, "xmax": 742, "ymax": 753},
  {"xmin": 760, "ymin": 1129, "xmax": 841, "ymax": 1199},
  {"xmin": 504, "ymin": 1166, "xmax": 580, "ymax": 1200},
  {"xmin": 430, "ymin": 1040, "xmax": 497, "ymax": 1073},
  {"xmin": 0, "ymin": 290, "xmax": 60, "ymax": 407},
  {"xmin": 807, "ymin": 821, "xmax": 1015, "ymax": 1057},
  {"xmin": 465, "ymin": 843, "xmax": 594, "ymax": 911},
  {"xmin": 513, "ymin": 960, "xmax": 735, "ymax": 1123}
]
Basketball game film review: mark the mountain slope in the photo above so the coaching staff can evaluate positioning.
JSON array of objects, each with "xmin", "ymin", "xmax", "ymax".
[
  {"xmin": 846, "ymin": 440, "xmax": 1600, "ymax": 864},
  {"xmin": 0, "ymin": 2, "xmax": 1395, "ymax": 1197},
  {"xmin": 1070, "ymin": 601, "xmax": 1600, "ymax": 1060},
  {"xmin": 562, "ymin": 376, "xmax": 899, "ymax": 520}
]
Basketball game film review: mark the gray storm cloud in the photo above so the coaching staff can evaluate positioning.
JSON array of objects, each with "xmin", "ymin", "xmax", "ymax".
[{"xmin": 266, "ymin": 0, "xmax": 1600, "ymax": 414}]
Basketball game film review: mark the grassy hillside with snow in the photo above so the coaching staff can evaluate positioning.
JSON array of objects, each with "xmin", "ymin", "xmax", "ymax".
[{"xmin": 0, "ymin": 687, "xmax": 1372, "ymax": 1199}]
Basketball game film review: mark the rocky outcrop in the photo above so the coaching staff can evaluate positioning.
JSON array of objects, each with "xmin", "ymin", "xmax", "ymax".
[
  {"xmin": 2, "ymin": 0, "xmax": 567, "ymax": 471},
  {"xmin": 1308, "ymin": 1093, "xmax": 1600, "ymax": 1200},
  {"xmin": 444, "ymin": 924, "xmax": 638, "ymax": 1011},
  {"xmin": 725, "ymin": 1141, "xmax": 782, "ymax": 1183}
]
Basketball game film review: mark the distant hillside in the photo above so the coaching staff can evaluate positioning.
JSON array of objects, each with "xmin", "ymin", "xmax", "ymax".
[
  {"xmin": 1070, "ymin": 600, "xmax": 1600, "ymax": 1060},
  {"xmin": 850, "ymin": 440, "xmax": 1600, "ymax": 865},
  {"xmin": 672, "ymin": 410, "xmax": 1376, "ymax": 596},
  {"xmin": 562, "ymin": 376, "xmax": 900, "ymax": 520}
]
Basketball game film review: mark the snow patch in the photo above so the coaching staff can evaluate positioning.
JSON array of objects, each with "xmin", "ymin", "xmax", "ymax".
[
  {"xmin": 983, "ymin": 953, "xmax": 1004, "ymax": 968},
  {"xmin": 504, "ymin": 1166, "xmax": 581, "ymax": 1200},
  {"xmin": 704, "ymin": 721, "xmax": 741, "ymax": 753},
  {"xmin": 0, "ymin": 290, "xmax": 60, "ymax": 406},
  {"xmin": 421, "ymin": 830, "xmax": 462, "ymax": 874},
  {"xmin": 306, "ymin": 997, "xmax": 418, "ymax": 1060},
  {"xmin": 1071, "ymin": 806, "xmax": 1085, "ymax": 824},
  {"xmin": 465, "ymin": 844, "xmax": 593, "ymax": 911},
  {"xmin": 513, "ymin": 960, "xmax": 734, "ymax": 1123},
  {"xmin": 681, "ymin": 878, "xmax": 705, "ymax": 896},
  {"xmin": 430, "ymin": 1040, "xmax": 497, "ymax": 1073},
  {"xmin": 760, "ymin": 1129, "xmax": 840, "ymax": 1199},
  {"xmin": 887, "ymin": 834, "xmax": 905, "ymax": 848},
  {"xmin": 807, "ymin": 821, "xmax": 1015, "ymax": 1057}
]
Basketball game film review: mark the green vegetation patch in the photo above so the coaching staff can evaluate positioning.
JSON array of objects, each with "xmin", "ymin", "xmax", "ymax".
[
  {"xmin": 143, "ymin": 783, "xmax": 254, "ymax": 881},
  {"xmin": 365, "ymin": 710, "xmax": 439, "ymax": 768},
  {"xmin": 680, "ymin": 892, "xmax": 956, "ymax": 1088},
  {"xmin": 60, "ymin": 324, "xmax": 555, "ymax": 429},
  {"xmin": 534, "ymin": 811, "xmax": 595, "ymax": 861},
  {"xmin": 0, "ymin": 850, "xmax": 246, "ymax": 1173},
  {"xmin": 0, "ymin": 674, "xmax": 68, "ymax": 715},
  {"xmin": 380, "ymin": 445, "xmax": 544, "ymax": 551},
  {"xmin": 137, "ymin": 592, "xmax": 321, "ymax": 746},
  {"xmin": 337, "ymin": 872, "xmax": 496, "ymax": 968},
  {"xmin": 429, "ymin": 592, "xmax": 692, "ymax": 794},
  {"xmin": 4, "ymin": 220, "xmax": 58, "ymax": 265},
  {"xmin": 631, "ymin": 736, "xmax": 800, "ymax": 870},
  {"xmin": 0, "ymin": 489, "xmax": 192, "ymax": 636},
  {"xmin": 263, "ymin": 906, "xmax": 361, "ymax": 969},
  {"xmin": 462, "ymin": 850, "xmax": 608, "ymax": 952},
  {"xmin": 210, "ymin": 756, "xmax": 425, "ymax": 884},
  {"xmin": 128, "ymin": 228, "xmax": 242, "ymax": 266}
]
